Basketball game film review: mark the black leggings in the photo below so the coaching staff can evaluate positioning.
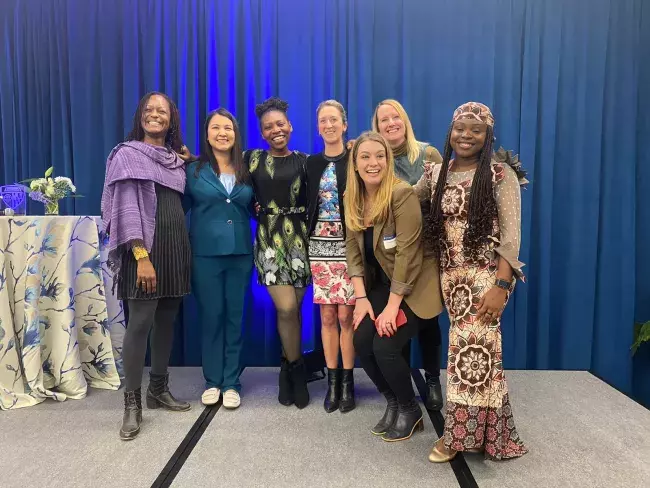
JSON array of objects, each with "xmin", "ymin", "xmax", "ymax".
[
  {"xmin": 353, "ymin": 284, "xmax": 421, "ymax": 404},
  {"xmin": 122, "ymin": 298, "xmax": 182, "ymax": 391},
  {"xmin": 418, "ymin": 316, "xmax": 442, "ymax": 375}
]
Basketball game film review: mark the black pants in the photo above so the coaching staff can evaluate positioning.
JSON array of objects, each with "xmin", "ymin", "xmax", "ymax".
[
  {"xmin": 353, "ymin": 284, "xmax": 421, "ymax": 404},
  {"xmin": 418, "ymin": 316, "xmax": 442, "ymax": 376},
  {"xmin": 122, "ymin": 297, "xmax": 182, "ymax": 391}
]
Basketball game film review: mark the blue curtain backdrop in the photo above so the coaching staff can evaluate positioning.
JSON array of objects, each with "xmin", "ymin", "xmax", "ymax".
[{"xmin": 1, "ymin": 0, "xmax": 648, "ymax": 404}]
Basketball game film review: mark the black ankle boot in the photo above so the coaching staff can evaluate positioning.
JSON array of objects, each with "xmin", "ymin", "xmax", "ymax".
[
  {"xmin": 289, "ymin": 357, "xmax": 310, "ymax": 409},
  {"xmin": 146, "ymin": 373, "xmax": 191, "ymax": 411},
  {"xmin": 338, "ymin": 369, "xmax": 356, "ymax": 413},
  {"xmin": 323, "ymin": 368, "xmax": 340, "ymax": 413},
  {"xmin": 120, "ymin": 388, "xmax": 142, "ymax": 440},
  {"xmin": 424, "ymin": 372, "xmax": 443, "ymax": 411},
  {"xmin": 371, "ymin": 391, "xmax": 398, "ymax": 435},
  {"xmin": 382, "ymin": 399, "xmax": 423, "ymax": 441},
  {"xmin": 278, "ymin": 357, "xmax": 294, "ymax": 406}
]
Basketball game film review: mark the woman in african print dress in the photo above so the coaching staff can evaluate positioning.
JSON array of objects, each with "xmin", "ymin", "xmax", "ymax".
[{"xmin": 415, "ymin": 102, "xmax": 528, "ymax": 462}]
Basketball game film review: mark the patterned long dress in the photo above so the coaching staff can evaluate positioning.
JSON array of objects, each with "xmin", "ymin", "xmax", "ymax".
[
  {"xmin": 245, "ymin": 149, "xmax": 311, "ymax": 288},
  {"xmin": 415, "ymin": 161, "xmax": 528, "ymax": 460}
]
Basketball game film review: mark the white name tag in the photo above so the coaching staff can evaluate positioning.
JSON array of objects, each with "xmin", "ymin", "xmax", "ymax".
[{"xmin": 383, "ymin": 235, "xmax": 397, "ymax": 249}]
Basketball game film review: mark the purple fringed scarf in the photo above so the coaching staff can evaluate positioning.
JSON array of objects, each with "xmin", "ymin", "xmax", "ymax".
[{"xmin": 101, "ymin": 141, "xmax": 186, "ymax": 278}]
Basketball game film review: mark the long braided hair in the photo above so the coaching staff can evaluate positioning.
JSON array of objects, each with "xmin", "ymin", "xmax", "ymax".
[
  {"xmin": 126, "ymin": 92, "xmax": 184, "ymax": 152},
  {"xmin": 424, "ymin": 125, "xmax": 497, "ymax": 261}
]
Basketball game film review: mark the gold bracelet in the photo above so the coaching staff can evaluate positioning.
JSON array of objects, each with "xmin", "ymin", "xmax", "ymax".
[{"xmin": 132, "ymin": 246, "xmax": 149, "ymax": 260}]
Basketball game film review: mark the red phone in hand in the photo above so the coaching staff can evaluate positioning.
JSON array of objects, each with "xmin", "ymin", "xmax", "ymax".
[{"xmin": 375, "ymin": 309, "xmax": 407, "ymax": 336}]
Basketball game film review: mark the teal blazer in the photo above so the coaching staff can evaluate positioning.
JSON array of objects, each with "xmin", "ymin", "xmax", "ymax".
[{"xmin": 185, "ymin": 161, "xmax": 254, "ymax": 256}]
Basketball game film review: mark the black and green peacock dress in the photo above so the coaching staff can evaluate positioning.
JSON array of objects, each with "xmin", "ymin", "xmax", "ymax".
[{"xmin": 244, "ymin": 149, "xmax": 311, "ymax": 288}]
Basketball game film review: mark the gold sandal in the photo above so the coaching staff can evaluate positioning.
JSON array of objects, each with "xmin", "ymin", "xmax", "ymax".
[{"xmin": 428, "ymin": 438, "xmax": 458, "ymax": 463}]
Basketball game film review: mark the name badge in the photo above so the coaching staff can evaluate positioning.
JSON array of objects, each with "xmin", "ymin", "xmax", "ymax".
[{"xmin": 383, "ymin": 235, "xmax": 397, "ymax": 250}]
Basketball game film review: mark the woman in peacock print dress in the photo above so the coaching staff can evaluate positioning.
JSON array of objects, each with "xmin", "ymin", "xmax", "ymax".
[
  {"xmin": 243, "ymin": 97, "xmax": 311, "ymax": 410},
  {"xmin": 415, "ymin": 102, "xmax": 528, "ymax": 462}
]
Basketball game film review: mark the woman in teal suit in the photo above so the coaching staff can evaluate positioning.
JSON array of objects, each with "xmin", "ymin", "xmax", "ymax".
[{"xmin": 185, "ymin": 108, "xmax": 254, "ymax": 409}]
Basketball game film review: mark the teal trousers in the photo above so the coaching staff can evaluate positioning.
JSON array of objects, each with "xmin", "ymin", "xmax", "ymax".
[{"xmin": 192, "ymin": 254, "xmax": 252, "ymax": 392}]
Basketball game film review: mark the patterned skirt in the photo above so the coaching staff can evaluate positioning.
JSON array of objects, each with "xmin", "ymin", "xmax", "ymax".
[
  {"xmin": 440, "ymin": 262, "xmax": 528, "ymax": 460},
  {"xmin": 308, "ymin": 221, "xmax": 355, "ymax": 305},
  {"xmin": 254, "ymin": 213, "xmax": 311, "ymax": 288}
]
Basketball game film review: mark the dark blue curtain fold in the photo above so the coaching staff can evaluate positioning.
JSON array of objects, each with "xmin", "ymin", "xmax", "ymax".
[{"xmin": 1, "ymin": 0, "xmax": 648, "ymax": 404}]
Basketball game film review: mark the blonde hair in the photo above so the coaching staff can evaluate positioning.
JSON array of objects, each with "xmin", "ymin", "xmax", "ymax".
[
  {"xmin": 344, "ymin": 131, "xmax": 399, "ymax": 232},
  {"xmin": 372, "ymin": 99, "xmax": 420, "ymax": 164},
  {"xmin": 316, "ymin": 99, "xmax": 347, "ymax": 125}
]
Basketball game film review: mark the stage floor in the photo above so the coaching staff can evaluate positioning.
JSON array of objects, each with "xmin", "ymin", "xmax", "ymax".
[{"xmin": 1, "ymin": 368, "xmax": 648, "ymax": 488}]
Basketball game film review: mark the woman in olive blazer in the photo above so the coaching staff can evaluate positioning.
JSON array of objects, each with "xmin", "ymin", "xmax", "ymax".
[
  {"xmin": 344, "ymin": 131, "xmax": 442, "ymax": 443},
  {"xmin": 184, "ymin": 108, "xmax": 254, "ymax": 410}
]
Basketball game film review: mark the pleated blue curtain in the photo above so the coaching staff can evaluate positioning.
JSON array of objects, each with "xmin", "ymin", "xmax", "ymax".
[{"xmin": 1, "ymin": 0, "xmax": 648, "ymax": 404}]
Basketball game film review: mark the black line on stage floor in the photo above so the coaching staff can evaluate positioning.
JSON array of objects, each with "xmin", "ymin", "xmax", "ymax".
[
  {"xmin": 150, "ymin": 401, "xmax": 221, "ymax": 488},
  {"xmin": 150, "ymin": 365, "xmax": 249, "ymax": 488},
  {"xmin": 411, "ymin": 369, "xmax": 479, "ymax": 488}
]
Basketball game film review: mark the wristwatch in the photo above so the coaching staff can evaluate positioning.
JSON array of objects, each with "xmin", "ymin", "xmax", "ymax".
[{"xmin": 494, "ymin": 278, "xmax": 510, "ymax": 290}]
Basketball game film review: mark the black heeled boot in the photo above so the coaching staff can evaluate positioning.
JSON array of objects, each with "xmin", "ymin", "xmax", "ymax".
[
  {"xmin": 338, "ymin": 369, "xmax": 356, "ymax": 413},
  {"xmin": 146, "ymin": 373, "xmax": 191, "ymax": 411},
  {"xmin": 278, "ymin": 357, "xmax": 294, "ymax": 406},
  {"xmin": 424, "ymin": 373, "xmax": 443, "ymax": 411},
  {"xmin": 382, "ymin": 399, "xmax": 423, "ymax": 442},
  {"xmin": 289, "ymin": 357, "xmax": 310, "ymax": 409},
  {"xmin": 323, "ymin": 368, "xmax": 340, "ymax": 413},
  {"xmin": 371, "ymin": 390, "xmax": 398, "ymax": 435},
  {"xmin": 120, "ymin": 388, "xmax": 142, "ymax": 440}
]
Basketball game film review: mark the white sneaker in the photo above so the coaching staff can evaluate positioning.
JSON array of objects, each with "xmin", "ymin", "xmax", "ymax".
[
  {"xmin": 201, "ymin": 388, "xmax": 221, "ymax": 406},
  {"xmin": 223, "ymin": 389, "xmax": 241, "ymax": 409}
]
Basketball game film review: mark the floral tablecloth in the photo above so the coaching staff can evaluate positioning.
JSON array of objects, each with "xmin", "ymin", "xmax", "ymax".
[{"xmin": 0, "ymin": 216, "xmax": 125, "ymax": 410}]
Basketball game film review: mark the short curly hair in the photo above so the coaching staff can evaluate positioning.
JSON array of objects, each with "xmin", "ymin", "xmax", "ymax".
[{"xmin": 254, "ymin": 96, "xmax": 289, "ymax": 119}]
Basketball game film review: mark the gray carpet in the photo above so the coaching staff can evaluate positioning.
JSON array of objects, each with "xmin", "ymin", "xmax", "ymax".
[
  {"xmin": 462, "ymin": 371, "xmax": 650, "ymax": 488},
  {"xmin": 1, "ymin": 368, "xmax": 648, "ymax": 488},
  {"xmin": 0, "ymin": 368, "xmax": 205, "ymax": 488},
  {"xmin": 171, "ymin": 368, "xmax": 457, "ymax": 488}
]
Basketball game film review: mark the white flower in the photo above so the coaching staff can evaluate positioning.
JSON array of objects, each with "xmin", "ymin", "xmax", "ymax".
[
  {"xmin": 265, "ymin": 272, "xmax": 277, "ymax": 285},
  {"xmin": 54, "ymin": 177, "xmax": 76, "ymax": 193},
  {"xmin": 264, "ymin": 248, "xmax": 275, "ymax": 260},
  {"xmin": 291, "ymin": 258, "xmax": 304, "ymax": 271}
]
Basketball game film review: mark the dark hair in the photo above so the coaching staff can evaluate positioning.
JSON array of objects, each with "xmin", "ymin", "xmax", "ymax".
[
  {"xmin": 424, "ymin": 125, "xmax": 497, "ymax": 260},
  {"xmin": 195, "ymin": 108, "xmax": 249, "ymax": 184},
  {"xmin": 126, "ymin": 92, "xmax": 184, "ymax": 152},
  {"xmin": 254, "ymin": 96, "xmax": 289, "ymax": 122}
]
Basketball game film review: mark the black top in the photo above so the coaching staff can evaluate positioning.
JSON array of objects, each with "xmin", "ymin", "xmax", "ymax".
[
  {"xmin": 305, "ymin": 150, "xmax": 349, "ymax": 237},
  {"xmin": 363, "ymin": 226, "xmax": 390, "ymax": 289}
]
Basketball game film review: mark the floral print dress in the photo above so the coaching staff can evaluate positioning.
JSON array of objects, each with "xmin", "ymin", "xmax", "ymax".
[
  {"xmin": 308, "ymin": 161, "xmax": 355, "ymax": 305},
  {"xmin": 415, "ymin": 160, "xmax": 528, "ymax": 460},
  {"xmin": 245, "ymin": 150, "xmax": 311, "ymax": 288}
]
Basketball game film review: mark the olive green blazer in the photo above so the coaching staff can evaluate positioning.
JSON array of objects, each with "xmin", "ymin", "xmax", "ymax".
[{"xmin": 345, "ymin": 181, "xmax": 443, "ymax": 319}]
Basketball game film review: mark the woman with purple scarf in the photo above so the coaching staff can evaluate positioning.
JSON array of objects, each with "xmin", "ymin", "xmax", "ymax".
[{"xmin": 101, "ymin": 92, "xmax": 192, "ymax": 441}]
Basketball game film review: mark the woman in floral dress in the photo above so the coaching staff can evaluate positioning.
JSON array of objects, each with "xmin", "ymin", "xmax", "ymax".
[
  {"xmin": 306, "ymin": 100, "xmax": 355, "ymax": 413},
  {"xmin": 415, "ymin": 102, "xmax": 528, "ymax": 462},
  {"xmin": 244, "ymin": 97, "xmax": 311, "ymax": 409}
]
